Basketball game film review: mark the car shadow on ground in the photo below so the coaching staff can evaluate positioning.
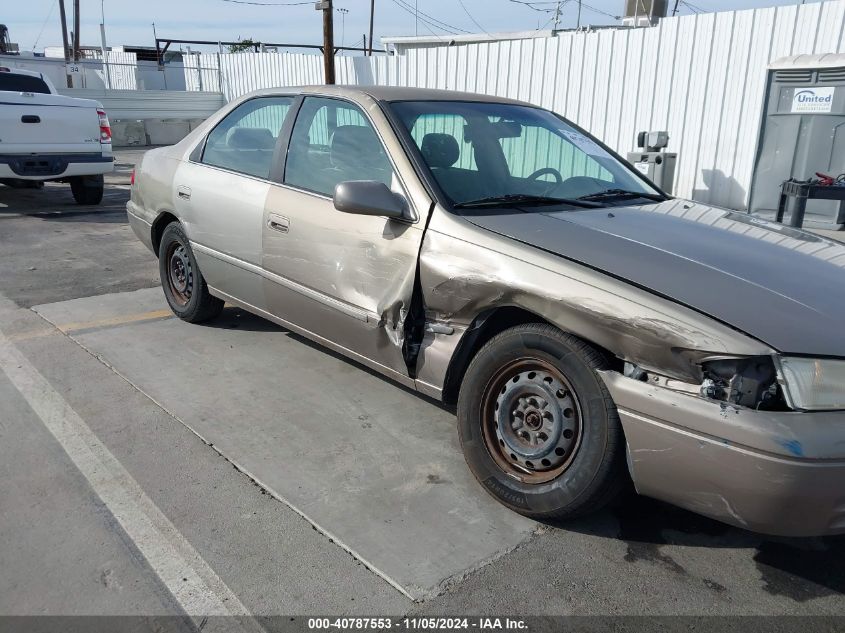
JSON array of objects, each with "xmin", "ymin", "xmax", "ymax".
[
  {"xmin": 205, "ymin": 306, "xmax": 455, "ymax": 411},
  {"xmin": 0, "ymin": 183, "xmax": 129, "ymax": 218},
  {"xmin": 204, "ymin": 310, "xmax": 845, "ymax": 600},
  {"xmin": 555, "ymin": 492, "xmax": 845, "ymax": 601}
]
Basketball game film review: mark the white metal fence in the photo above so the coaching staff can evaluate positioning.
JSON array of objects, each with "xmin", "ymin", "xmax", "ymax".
[
  {"xmin": 7, "ymin": 0, "xmax": 844, "ymax": 207},
  {"xmin": 3, "ymin": 53, "xmax": 219, "ymax": 93},
  {"xmin": 195, "ymin": 0, "xmax": 845, "ymax": 210}
]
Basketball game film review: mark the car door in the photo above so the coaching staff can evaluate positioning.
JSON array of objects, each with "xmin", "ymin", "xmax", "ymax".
[
  {"xmin": 174, "ymin": 95, "xmax": 294, "ymax": 310},
  {"xmin": 262, "ymin": 95, "xmax": 426, "ymax": 380}
]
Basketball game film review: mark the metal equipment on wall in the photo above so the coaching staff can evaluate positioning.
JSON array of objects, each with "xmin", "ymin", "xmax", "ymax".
[
  {"xmin": 749, "ymin": 54, "xmax": 845, "ymax": 230},
  {"xmin": 627, "ymin": 131, "xmax": 677, "ymax": 194}
]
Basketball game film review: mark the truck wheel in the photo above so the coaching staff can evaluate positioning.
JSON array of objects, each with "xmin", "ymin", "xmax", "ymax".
[
  {"xmin": 158, "ymin": 222, "xmax": 224, "ymax": 323},
  {"xmin": 70, "ymin": 175, "xmax": 104, "ymax": 205},
  {"xmin": 457, "ymin": 324, "xmax": 625, "ymax": 520}
]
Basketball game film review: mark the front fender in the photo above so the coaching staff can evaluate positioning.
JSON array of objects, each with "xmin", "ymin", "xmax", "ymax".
[{"xmin": 414, "ymin": 210, "xmax": 772, "ymax": 398}]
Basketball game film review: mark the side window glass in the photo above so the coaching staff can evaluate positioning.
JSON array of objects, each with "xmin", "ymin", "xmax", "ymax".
[
  {"xmin": 201, "ymin": 96, "xmax": 293, "ymax": 179},
  {"xmin": 284, "ymin": 97, "xmax": 393, "ymax": 197}
]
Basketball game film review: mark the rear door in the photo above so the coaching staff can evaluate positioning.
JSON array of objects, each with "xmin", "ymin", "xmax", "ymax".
[
  {"xmin": 173, "ymin": 95, "xmax": 294, "ymax": 310},
  {"xmin": 261, "ymin": 95, "xmax": 426, "ymax": 379}
]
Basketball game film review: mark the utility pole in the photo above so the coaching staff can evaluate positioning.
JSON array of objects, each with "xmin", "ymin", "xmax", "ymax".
[
  {"xmin": 576, "ymin": 0, "xmax": 582, "ymax": 28},
  {"xmin": 671, "ymin": 0, "xmax": 680, "ymax": 15},
  {"xmin": 368, "ymin": 0, "xmax": 375, "ymax": 56},
  {"xmin": 316, "ymin": 0, "xmax": 335, "ymax": 85},
  {"xmin": 553, "ymin": 1, "xmax": 562, "ymax": 30},
  {"xmin": 100, "ymin": 0, "xmax": 111, "ymax": 88},
  {"xmin": 72, "ymin": 0, "xmax": 80, "ymax": 61},
  {"xmin": 58, "ymin": 0, "xmax": 73, "ymax": 87}
]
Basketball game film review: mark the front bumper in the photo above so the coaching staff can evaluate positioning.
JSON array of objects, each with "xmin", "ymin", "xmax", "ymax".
[
  {"xmin": 0, "ymin": 153, "xmax": 113, "ymax": 180},
  {"xmin": 600, "ymin": 371, "xmax": 845, "ymax": 536}
]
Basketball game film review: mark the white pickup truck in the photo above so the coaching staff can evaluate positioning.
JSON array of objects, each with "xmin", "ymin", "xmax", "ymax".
[{"xmin": 0, "ymin": 66, "xmax": 113, "ymax": 204}]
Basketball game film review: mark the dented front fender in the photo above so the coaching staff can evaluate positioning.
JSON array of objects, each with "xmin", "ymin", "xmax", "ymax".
[{"xmin": 413, "ymin": 208, "xmax": 772, "ymax": 397}]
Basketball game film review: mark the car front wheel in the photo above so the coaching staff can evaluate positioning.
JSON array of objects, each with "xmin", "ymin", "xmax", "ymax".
[
  {"xmin": 158, "ymin": 222, "xmax": 224, "ymax": 323},
  {"xmin": 457, "ymin": 323, "xmax": 625, "ymax": 520}
]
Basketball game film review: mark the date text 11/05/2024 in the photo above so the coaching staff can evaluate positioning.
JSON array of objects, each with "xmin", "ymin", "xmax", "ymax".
[{"xmin": 307, "ymin": 618, "xmax": 528, "ymax": 630}]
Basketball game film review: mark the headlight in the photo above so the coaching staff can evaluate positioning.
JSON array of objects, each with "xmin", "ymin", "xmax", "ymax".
[{"xmin": 777, "ymin": 357, "xmax": 845, "ymax": 411}]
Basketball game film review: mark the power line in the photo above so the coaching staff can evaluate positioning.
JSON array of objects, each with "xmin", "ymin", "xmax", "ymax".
[
  {"xmin": 218, "ymin": 0, "xmax": 313, "ymax": 5},
  {"xmin": 457, "ymin": 0, "xmax": 492, "ymax": 36},
  {"xmin": 387, "ymin": 0, "xmax": 460, "ymax": 37},
  {"xmin": 577, "ymin": 1, "xmax": 620, "ymax": 20},
  {"xmin": 680, "ymin": 0, "xmax": 705, "ymax": 12},
  {"xmin": 388, "ymin": 0, "xmax": 449, "ymax": 40},
  {"xmin": 32, "ymin": 0, "xmax": 58, "ymax": 50},
  {"xmin": 509, "ymin": 0, "xmax": 559, "ymax": 12},
  {"xmin": 393, "ymin": 0, "xmax": 469, "ymax": 34}
]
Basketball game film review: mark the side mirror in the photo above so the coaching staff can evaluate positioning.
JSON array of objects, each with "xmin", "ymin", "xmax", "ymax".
[{"xmin": 333, "ymin": 180, "xmax": 409, "ymax": 220}]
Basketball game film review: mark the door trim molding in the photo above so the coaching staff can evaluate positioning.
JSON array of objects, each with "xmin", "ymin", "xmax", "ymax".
[{"xmin": 191, "ymin": 241, "xmax": 381, "ymax": 328}]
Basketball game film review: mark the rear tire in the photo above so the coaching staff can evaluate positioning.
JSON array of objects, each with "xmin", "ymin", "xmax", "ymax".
[
  {"xmin": 457, "ymin": 323, "xmax": 625, "ymax": 520},
  {"xmin": 158, "ymin": 222, "xmax": 224, "ymax": 323},
  {"xmin": 70, "ymin": 175, "xmax": 104, "ymax": 205}
]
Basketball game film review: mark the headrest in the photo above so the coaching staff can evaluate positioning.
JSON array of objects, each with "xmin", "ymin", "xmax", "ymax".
[
  {"xmin": 421, "ymin": 133, "xmax": 459, "ymax": 169},
  {"xmin": 331, "ymin": 125, "xmax": 383, "ymax": 167},
  {"xmin": 226, "ymin": 127, "xmax": 275, "ymax": 150}
]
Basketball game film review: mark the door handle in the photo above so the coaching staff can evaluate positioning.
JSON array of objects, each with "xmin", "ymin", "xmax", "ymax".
[
  {"xmin": 267, "ymin": 213, "xmax": 289, "ymax": 233},
  {"xmin": 21, "ymin": 115, "xmax": 40, "ymax": 123},
  {"xmin": 177, "ymin": 185, "xmax": 191, "ymax": 201}
]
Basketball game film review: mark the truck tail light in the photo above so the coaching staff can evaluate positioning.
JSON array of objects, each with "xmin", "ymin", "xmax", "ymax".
[
  {"xmin": 130, "ymin": 168, "xmax": 135, "ymax": 186},
  {"xmin": 97, "ymin": 109, "xmax": 111, "ymax": 143}
]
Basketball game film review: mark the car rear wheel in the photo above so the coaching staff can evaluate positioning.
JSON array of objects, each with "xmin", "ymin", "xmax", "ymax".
[
  {"xmin": 457, "ymin": 323, "xmax": 625, "ymax": 520},
  {"xmin": 70, "ymin": 175, "xmax": 104, "ymax": 205},
  {"xmin": 158, "ymin": 222, "xmax": 224, "ymax": 323}
]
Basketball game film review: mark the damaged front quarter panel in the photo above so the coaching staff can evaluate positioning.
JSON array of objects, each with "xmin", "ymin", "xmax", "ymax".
[{"xmin": 412, "ymin": 209, "xmax": 774, "ymax": 398}]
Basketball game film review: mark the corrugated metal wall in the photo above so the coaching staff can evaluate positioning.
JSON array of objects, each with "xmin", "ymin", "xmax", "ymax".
[
  {"xmin": 55, "ymin": 88, "xmax": 225, "ymax": 120},
  {"xmin": 200, "ymin": 0, "xmax": 845, "ymax": 209}
]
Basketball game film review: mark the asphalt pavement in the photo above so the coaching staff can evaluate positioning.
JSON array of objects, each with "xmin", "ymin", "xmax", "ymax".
[{"xmin": 2, "ymin": 149, "xmax": 845, "ymax": 625}]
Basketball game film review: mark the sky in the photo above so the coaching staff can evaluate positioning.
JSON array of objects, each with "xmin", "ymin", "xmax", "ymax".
[{"xmin": 4, "ymin": 0, "xmax": 822, "ymax": 54}]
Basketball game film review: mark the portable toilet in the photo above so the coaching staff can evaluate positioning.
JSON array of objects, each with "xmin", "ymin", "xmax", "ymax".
[{"xmin": 748, "ymin": 54, "xmax": 845, "ymax": 229}]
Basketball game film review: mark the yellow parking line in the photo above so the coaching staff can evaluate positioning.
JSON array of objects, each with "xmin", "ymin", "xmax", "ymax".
[
  {"xmin": 6, "ymin": 328, "xmax": 60, "ymax": 343},
  {"xmin": 57, "ymin": 309, "xmax": 174, "ymax": 334},
  {"xmin": 9, "ymin": 308, "xmax": 174, "ymax": 343}
]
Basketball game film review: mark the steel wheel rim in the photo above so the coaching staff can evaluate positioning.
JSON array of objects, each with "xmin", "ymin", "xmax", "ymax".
[
  {"xmin": 165, "ymin": 241, "xmax": 193, "ymax": 307},
  {"xmin": 481, "ymin": 357, "xmax": 583, "ymax": 484}
]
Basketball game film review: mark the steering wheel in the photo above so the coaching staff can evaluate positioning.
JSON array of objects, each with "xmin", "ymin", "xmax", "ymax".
[{"xmin": 527, "ymin": 167, "xmax": 563, "ymax": 184}]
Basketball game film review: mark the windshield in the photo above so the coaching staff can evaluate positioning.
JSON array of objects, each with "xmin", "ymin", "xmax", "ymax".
[{"xmin": 391, "ymin": 100, "xmax": 662, "ymax": 208}]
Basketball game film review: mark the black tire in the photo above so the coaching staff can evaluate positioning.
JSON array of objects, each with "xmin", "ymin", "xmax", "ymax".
[
  {"xmin": 70, "ymin": 175, "xmax": 104, "ymax": 205},
  {"xmin": 457, "ymin": 323, "xmax": 625, "ymax": 520},
  {"xmin": 158, "ymin": 222, "xmax": 224, "ymax": 323}
]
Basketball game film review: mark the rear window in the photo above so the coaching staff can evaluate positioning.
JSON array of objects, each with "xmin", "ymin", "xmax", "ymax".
[{"xmin": 0, "ymin": 73, "xmax": 51, "ymax": 94}]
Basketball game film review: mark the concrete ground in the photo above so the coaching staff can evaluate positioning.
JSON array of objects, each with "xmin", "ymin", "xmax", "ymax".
[{"xmin": 2, "ymin": 149, "xmax": 845, "ymax": 623}]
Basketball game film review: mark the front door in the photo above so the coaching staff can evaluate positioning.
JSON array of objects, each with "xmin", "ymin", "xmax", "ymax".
[{"xmin": 262, "ymin": 95, "xmax": 426, "ymax": 379}]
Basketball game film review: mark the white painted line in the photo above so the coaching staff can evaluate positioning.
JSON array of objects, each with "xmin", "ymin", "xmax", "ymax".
[{"xmin": 0, "ymin": 306, "xmax": 263, "ymax": 630}]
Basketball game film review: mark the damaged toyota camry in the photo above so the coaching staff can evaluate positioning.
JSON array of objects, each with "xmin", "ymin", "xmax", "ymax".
[{"xmin": 127, "ymin": 86, "xmax": 845, "ymax": 536}]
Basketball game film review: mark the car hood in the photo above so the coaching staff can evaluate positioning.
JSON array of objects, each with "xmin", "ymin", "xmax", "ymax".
[{"xmin": 464, "ymin": 199, "xmax": 845, "ymax": 357}]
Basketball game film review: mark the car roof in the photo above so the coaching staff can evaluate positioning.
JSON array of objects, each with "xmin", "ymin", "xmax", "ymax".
[
  {"xmin": 243, "ymin": 84, "xmax": 535, "ymax": 107},
  {"xmin": 0, "ymin": 66, "xmax": 44, "ymax": 79}
]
